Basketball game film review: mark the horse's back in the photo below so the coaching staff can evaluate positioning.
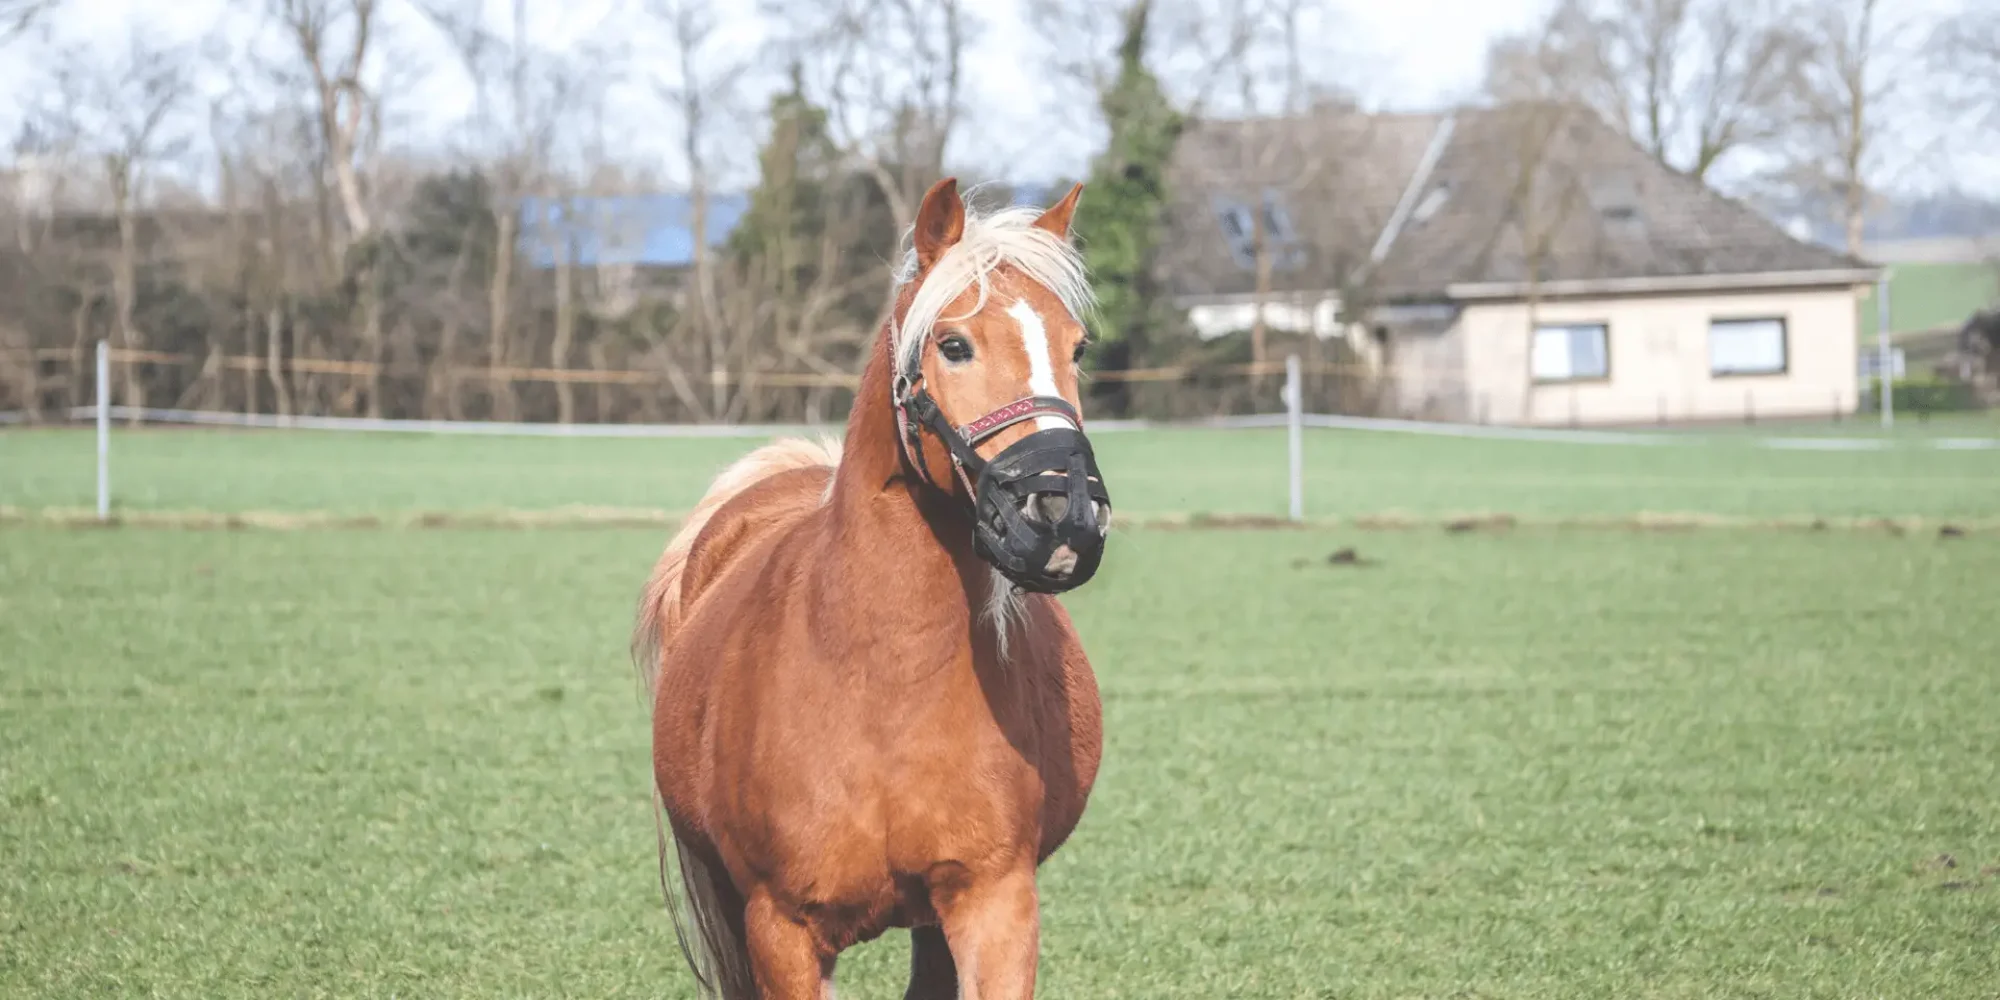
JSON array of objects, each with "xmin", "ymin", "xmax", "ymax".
[
  {"xmin": 652, "ymin": 464, "xmax": 834, "ymax": 824},
  {"xmin": 678, "ymin": 465, "xmax": 832, "ymax": 609}
]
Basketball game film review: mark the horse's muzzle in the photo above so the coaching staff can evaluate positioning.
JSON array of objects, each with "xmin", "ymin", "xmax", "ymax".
[{"xmin": 971, "ymin": 428, "xmax": 1111, "ymax": 594}]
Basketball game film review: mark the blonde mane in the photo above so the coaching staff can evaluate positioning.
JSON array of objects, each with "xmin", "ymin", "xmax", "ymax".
[
  {"xmin": 889, "ymin": 195, "xmax": 1094, "ymax": 661},
  {"xmin": 891, "ymin": 201, "xmax": 1096, "ymax": 375}
]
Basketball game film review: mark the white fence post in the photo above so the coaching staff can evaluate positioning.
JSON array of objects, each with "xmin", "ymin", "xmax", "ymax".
[
  {"xmin": 1876, "ymin": 271, "xmax": 1894, "ymax": 428},
  {"xmin": 1285, "ymin": 354, "xmax": 1303, "ymax": 522},
  {"xmin": 96, "ymin": 340, "xmax": 110, "ymax": 520}
]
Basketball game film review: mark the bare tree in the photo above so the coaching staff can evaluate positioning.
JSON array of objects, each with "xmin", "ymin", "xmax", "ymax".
[
  {"xmin": 0, "ymin": 0, "xmax": 57, "ymax": 43},
  {"xmin": 1233, "ymin": 0, "xmax": 1306, "ymax": 364},
  {"xmin": 421, "ymin": 0, "xmax": 594, "ymax": 421},
  {"xmin": 1023, "ymin": 0, "xmax": 1298, "ymax": 137},
  {"xmin": 1777, "ymin": 0, "xmax": 1916, "ymax": 256},
  {"xmin": 1211, "ymin": 0, "xmax": 1294, "ymax": 111},
  {"xmin": 260, "ymin": 0, "xmax": 394, "ymax": 415},
  {"xmin": 1485, "ymin": 0, "xmax": 1807, "ymax": 184},
  {"xmin": 649, "ymin": 0, "xmax": 751, "ymax": 420},
  {"xmin": 1509, "ymin": 105, "xmax": 1594, "ymax": 371},
  {"xmin": 41, "ymin": 30, "xmax": 196, "ymax": 420},
  {"xmin": 1023, "ymin": 0, "xmax": 1127, "ymax": 102},
  {"xmin": 766, "ymin": 0, "xmax": 973, "ymax": 250},
  {"xmin": 1162, "ymin": 0, "xmax": 1352, "ymax": 364},
  {"xmin": 1936, "ymin": 4, "xmax": 2000, "ymax": 123}
]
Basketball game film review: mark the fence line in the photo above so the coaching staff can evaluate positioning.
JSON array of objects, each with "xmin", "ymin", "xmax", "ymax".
[
  {"xmin": 11, "ymin": 343, "xmax": 1994, "ymax": 528},
  {"xmin": 0, "ymin": 347, "xmax": 1366, "ymax": 388},
  {"xmin": 34, "ymin": 405, "xmax": 835, "ymax": 438},
  {"xmin": 17, "ymin": 403, "xmax": 1992, "ymax": 449},
  {"xmin": 14, "ymin": 404, "xmax": 1309, "ymax": 438}
]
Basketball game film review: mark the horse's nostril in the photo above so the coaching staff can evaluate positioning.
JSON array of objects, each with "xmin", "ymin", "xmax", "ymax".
[{"xmin": 1037, "ymin": 494, "xmax": 1069, "ymax": 523}]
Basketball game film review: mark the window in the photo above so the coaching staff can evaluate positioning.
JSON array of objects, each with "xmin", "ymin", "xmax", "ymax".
[
  {"xmin": 1532, "ymin": 323, "xmax": 1610, "ymax": 382},
  {"xmin": 1213, "ymin": 190, "xmax": 1305, "ymax": 272},
  {"xmin": 1586, "ymin": 171, "xmax": 1646, "ymax": 237},
  {"xmin": 1709, "ymin": 317, "xmax": 1787, "ymax": 376},
  {"xmin": 1260, "ymin": 195, "xmax": 1298, "ymax": 246},
  {"xmin": 1218, "ymin": 203, "xmax": 1250, "ymax": 242},
  {"xmin": 1586, "ymin": 171, "xmax": 1640, "ymax": 218}
]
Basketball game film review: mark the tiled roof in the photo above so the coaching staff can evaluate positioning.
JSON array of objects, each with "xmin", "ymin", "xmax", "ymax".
[{"xmin": 1163, "ymin": 101, "xmax": 1870, "ymax": 303}]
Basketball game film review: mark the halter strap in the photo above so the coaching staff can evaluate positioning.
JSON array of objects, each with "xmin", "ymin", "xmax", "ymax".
[
  {"xmin": 960, "ymin": 395, "xmax": 1082, "ymax": 444},
  {"xmin": 892, "ymin": 338, "xmax": 1083, "ymax": 497}
]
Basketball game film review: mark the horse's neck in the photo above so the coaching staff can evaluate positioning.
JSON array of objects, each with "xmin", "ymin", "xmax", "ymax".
[
  {"xmin": 827, "ymin": 327, "xmax": 908, "ymax": 506},
  {"xmin": 823, "ymin": 325, "xmax": 996, "ymax": 634}
]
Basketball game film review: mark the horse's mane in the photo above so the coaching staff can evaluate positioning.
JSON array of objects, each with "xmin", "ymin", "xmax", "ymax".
[
  {"xmin": 890, "ymin": 200, "xmax": 1096, "ymax": 376},
  {"xmin": 886, "ymin": 197, "xmax": 1096, "ymax": 660}
]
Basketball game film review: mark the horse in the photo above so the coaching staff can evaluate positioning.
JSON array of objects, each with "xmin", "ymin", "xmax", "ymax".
[{"xmin": 632, "ymin": 177, "xmax": 1114, "ymax": 1000}]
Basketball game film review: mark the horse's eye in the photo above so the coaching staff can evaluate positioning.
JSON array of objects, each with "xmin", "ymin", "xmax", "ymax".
[
  {"xmin": 939, "ymin": 335, "xmax": 975, "ymax": 364},
  {"xmin": 1072, "ymin": 339, "xmax": 1091, "ymax": 365}
]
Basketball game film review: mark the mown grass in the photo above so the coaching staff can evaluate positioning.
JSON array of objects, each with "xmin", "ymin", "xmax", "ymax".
[
  {"xmin": 4, "ymin": 526, "xmax": 1997, "ymax": 998},
  {"xmin": 5, "ymin": 419, "xmax": 1998, "ymax": 520}
]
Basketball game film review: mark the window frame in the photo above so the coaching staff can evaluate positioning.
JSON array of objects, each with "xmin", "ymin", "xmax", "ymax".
[
  {"xmin": 1213, "ymin": 190, "xmax": 1306, "ymax": 272},
  {"xmin": 1707, "ymin": 315, "xmax": 1790, "ymax": 378},
  {"xmin": 1530, "ymin": 321, "xmax": 1613, "ymax": 384}
]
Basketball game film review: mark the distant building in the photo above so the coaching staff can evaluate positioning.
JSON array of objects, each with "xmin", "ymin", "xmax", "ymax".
[
  {"xmin": 513, "ymin": 183, "xmax": 1062, "ymax": 318},
  {"xmin": 514, "ymin": 192, "xmax": 752, "ymax": 317},
  {"xmin": 1163, "ymin": 102, "xmax": 1882, "ymax": 425}
]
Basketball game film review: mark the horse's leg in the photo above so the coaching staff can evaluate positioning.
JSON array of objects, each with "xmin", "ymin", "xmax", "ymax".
[
  {"xmin": 903, "ymin": 925, "xmax": 959, "ymax": 1000},
  {"xmin": 934, "ymin": 868, "xmax": 1038, "ymax": 1000},
  {"xmin": 744, "ymin": 892, "xmax": 836, "ymax": 1000}
]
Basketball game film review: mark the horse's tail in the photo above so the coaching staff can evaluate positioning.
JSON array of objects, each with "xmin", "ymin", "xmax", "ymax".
[
  {"xmin": 630, "ymin": 435, "xmax": 842, "ymax": 700},
  {"xmin": 654, "ymin": 802, "xmax": 758, "ymax": 1000}
]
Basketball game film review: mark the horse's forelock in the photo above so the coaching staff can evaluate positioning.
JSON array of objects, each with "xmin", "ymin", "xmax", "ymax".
[{"xmin": 892, "ymin": 202, "xmax": 1095, "ymax": 374}]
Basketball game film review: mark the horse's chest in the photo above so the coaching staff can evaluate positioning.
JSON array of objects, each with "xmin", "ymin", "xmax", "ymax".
[{"xmin": 872, "ymin": 678, "xmax": 1062, "ymax": 868}]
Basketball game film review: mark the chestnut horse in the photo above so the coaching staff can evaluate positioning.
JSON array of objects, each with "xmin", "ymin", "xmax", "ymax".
[{"xmin": 632, "ymin": 178, "xmax": 1112, "ymax": 1000}]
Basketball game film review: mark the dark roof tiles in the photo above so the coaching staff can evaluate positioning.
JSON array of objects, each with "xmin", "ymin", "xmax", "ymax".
[{"xmin": 1162, "ymin": 102, "xmax": 1868, "ymax": 302}]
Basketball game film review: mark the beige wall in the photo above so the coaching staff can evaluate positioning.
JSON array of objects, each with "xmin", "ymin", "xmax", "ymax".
[
  {"xmin": 1453, "ymin": 286, "xmax": 1866, "ymax": 426},
  {"xmin": 1388, "ymin": 322, "xmax": 1470, "ymax": 421}
]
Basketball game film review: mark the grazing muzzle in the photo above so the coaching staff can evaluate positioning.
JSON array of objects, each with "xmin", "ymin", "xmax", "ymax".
[{"xmin": 894, "ymin": 369, "xmax": 1111, "ymax": 594}]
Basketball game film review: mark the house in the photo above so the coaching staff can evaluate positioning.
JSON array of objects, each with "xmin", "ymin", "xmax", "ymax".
[
  {"xmin": 511, "ymin": 183, "xmax": 1063, "ymax": 319},
  {"xmin": 1162, "ymin": 101, "xmax": 1882, "ymax": 425},
  {"xmin": 517, "ymin": 192, "xmax": 753, "ymax": 271}
]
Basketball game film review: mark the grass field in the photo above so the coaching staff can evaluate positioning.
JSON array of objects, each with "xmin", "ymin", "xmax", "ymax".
[
  {"xmin": 1861, "ymin": 261, "xmax": 1999, "ymax": 339},
  {"xmin": 5, "ymin": 525, "xmax": 1999, "ymax": 998},
  {"xmin": 5, "ymin": 416, "xmax": 1999, "ymax": 521},
  {"xmin": 5, "ymin": 422, "xmax": 2000, "ymax": 996}
]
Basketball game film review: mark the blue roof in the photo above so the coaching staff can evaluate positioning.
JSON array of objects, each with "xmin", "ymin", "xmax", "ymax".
[
  {"xmin": 518, "ymin": 193, "xmax": 751, "ymax": 269},
  {"xmin": 517, "ymin": 183, "xmax": 1060, "ymax": 269}
]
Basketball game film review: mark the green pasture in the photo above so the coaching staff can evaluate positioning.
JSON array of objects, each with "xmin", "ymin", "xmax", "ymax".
[
  {"xmin": 4, "ymin": 525, "xmax": 1997, "ymax": 998},
  {"xmin": 4, "ymin": 417, "xmax": 1998, "ymax": 522},
  {"xmin": 4, "ymin": 422, "xmax": 1999, "ymax": 996},
  {"xmin": 1860, "ymin": 260, "xmax": 1999, "ymax": 340}
]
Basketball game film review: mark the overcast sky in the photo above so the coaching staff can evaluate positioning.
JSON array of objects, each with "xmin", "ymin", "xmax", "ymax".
[{"xmin": 3, "ymin": 0, "xmax": 1992, "ymax": 196}]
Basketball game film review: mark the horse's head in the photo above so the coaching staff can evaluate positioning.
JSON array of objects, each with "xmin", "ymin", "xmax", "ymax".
[{"xmin": 890, "ymin": 177, "xmax": 1112, "ymax": 595}]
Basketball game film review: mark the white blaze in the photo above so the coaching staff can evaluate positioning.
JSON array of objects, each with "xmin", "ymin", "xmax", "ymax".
[{"xmin": 1006, "ymin": 300, "xmax": 1070, "ymax": 431}]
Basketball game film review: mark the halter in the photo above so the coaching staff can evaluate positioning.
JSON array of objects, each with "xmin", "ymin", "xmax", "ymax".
[
  {"xmin": 890, "ymin": 331, "xmax": 1084, "ymax": 498},
  {"xmin": 888, "ymin": 318, "xmax": 1112, "ymax": 595}
]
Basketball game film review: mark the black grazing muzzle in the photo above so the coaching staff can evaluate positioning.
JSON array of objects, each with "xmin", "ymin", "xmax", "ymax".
[{"xmin": 895, "ymin": 367, "xmax": 1112, "ymax": 594}]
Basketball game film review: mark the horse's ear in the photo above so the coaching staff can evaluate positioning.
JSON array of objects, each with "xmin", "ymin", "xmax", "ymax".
[
  {"xmin": 913, "ymin": 177, "xmax": 964, "ymax": 271},
  {"xmin": 1033, "ymin": 183, "xmax": 1084, "ymax": 240}
]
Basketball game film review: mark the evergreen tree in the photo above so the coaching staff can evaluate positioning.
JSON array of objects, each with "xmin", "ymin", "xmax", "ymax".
[
  {"xmin": 1073, "ymin": 0, "xmax": 1183, "ymax": 409},
  {"xmin": 728, "ymin": 62, "xmax": 838, "ymax": 294}
]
